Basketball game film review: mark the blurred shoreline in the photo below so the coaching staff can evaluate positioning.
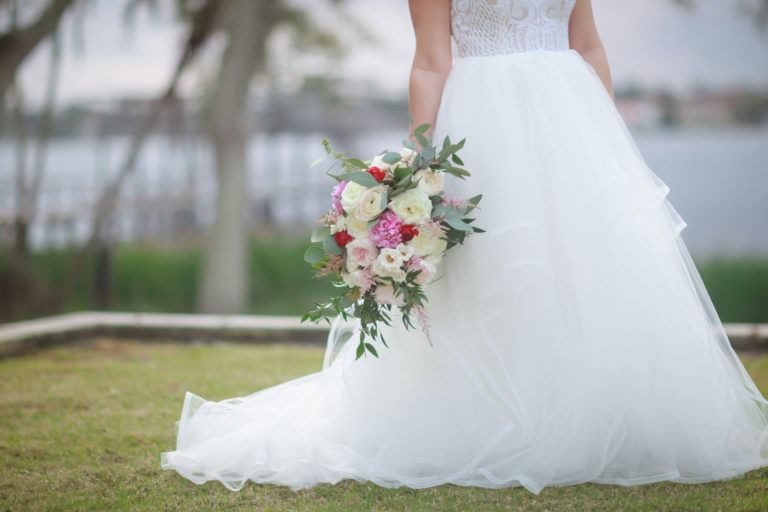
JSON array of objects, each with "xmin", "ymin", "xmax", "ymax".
[{"xmin": 1, "ymin": 125, "xmax": 767, "ymax": 258}]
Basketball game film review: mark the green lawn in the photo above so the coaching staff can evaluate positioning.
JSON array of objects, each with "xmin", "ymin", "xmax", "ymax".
[{"xmin": 1, "ymin": 340, "xmax": 767, "ymax": 511}]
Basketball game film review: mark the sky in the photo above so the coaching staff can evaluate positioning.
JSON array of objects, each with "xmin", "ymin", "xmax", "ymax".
[{"xmin": 15, "ymin": 0, "xmax": 768, "ymax": 108}]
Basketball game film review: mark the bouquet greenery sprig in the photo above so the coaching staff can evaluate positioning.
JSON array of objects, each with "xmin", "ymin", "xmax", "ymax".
[{"xmin": 301, "ymin": 123, "xmax": 484, "ymax": 359}]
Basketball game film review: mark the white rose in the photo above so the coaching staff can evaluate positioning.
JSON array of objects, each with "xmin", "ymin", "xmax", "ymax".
[
  {"xmin": 375, "ymin": 248, "xmax": 404, "ymax": 272},
  {"xmin": 395, "ymin": 243, "xmax": 414, "ymax": 261},
  {"xmin": 409, "ymin": 228, "xmax": 447, "ymax": 258},
  {"xmin": 342, "ymin": 269, "xmax": 367, "ymax": 289},
  {"xmin": 389, "ymin": 188, "xmax": 432, "ymax": 225},
  {"xmin": 340, "ymin": 182, "xmax": 366, "ymax": 213},
  {"xmin": 372, "ymin": 249, "xmax": 406, "ymax": 281},
  {"xmin": 414, "ymin": 169, "xmax": 444, "ymax": 196},
  {"xmin": 400, "ymin": 146, "xmax": 418, "ymax": 165},
  {"xmin": 345, "ymin": 238, "xmax": 378, "ymax": 270},
  {"xmin": 352, "ymin": 185, "xmax": 388, "ymax": 222},
  {"xmin": 374, "ymin": 282, "xmax": 404, "ymax": 306},
  {"xmin": 370, "ymin": 153, "xmax": 391, "ymax": 171},
  {"xmin": 345, "ymin": 215, "xmax": 370, "ymax": 239}
]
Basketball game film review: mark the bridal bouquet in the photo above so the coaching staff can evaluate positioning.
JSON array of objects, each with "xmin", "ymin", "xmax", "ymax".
[{"xmin": 302, "ymin": 124, "xmax": 483, "ymax": 359}]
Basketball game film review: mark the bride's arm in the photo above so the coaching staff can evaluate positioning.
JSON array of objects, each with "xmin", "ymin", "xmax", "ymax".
[
  {"xmin": 569, "ymin": 0, "xmax": 614, "ymax": 99},
  {"xmin": 407, "ymin": 0, "xmax": 452, "ymax": 145}
]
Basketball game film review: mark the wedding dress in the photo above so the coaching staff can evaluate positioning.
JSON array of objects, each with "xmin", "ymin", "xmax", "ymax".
[{"xmin": 160, "ymin": 0, "xmax": 768, "ymax": 494}]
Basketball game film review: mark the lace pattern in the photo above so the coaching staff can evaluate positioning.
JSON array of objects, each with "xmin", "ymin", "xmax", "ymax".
[{"xmin": 451, "ymin": 0, "xmax": 577, "ymax": 56}]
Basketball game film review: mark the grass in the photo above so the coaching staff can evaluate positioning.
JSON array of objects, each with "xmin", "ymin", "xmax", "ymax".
[
  {"xmin": 1, "ymin": 340, "xmax": 767, "ymax": 511},
  {"xmin": 2, "ymin": 238, "xmax": 767, "ymax": 324}
]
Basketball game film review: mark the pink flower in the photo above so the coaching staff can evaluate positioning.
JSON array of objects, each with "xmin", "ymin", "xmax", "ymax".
[
  {"xmin": 370, "ymin": 209, "xmax": 403, "ymax": 248},
  {"xmin": 346, "ymin": 238, "xmax": 378, "ymax": 269},
  {"xmin": 331, "ymin": 180, "xmax": 348, "ymax": 212},
  {"xmin": 440, "ymin": 195, "xmax": 469, "ymax": 209}
]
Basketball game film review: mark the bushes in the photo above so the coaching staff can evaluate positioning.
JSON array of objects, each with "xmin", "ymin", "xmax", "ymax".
[{"xmin": 2, "ymin": 238, "xmax": 766, "ymax": 323}]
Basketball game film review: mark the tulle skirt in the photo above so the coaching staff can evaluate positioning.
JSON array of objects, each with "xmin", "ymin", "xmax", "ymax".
[{"xmin": 160, "ymin": 49, "xmax": 768, "ymax": 494}]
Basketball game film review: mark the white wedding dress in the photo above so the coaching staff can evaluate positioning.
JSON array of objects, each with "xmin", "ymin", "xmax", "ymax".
[{"xmin": 160, "ymin": 0, "xmax": 768, "ymax": 494}]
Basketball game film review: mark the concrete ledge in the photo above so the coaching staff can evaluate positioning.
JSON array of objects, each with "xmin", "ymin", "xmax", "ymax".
[
  {"xmin": 0, "ymin": 312, "xmax": 330, "ymax": 358},
  {"xmin": 0, "ymin": 312, "xmax": 766, "ymax": 359}
]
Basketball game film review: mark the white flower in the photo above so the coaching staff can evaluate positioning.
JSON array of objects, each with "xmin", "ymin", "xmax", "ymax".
[
  {"xmin": 340, "ymin": 182, "xmax": 367, "ymax": 212},
  {"xmin": 345, "ymin": 215, "xmax": 370, "ymax": 239},
  {"xmin": 409, "ymin": 228, "xmax": 447, "ymax": 258},
  {"xmin": 400, "ymin": 146, "xmax": 418, "ymax": 165},
  {"xmin": 372, "ymin": 248, "xmax": 406, "ymax": 282},
  {"xmin": 414, "ymin": 169, "xmax": 444, "ymax": 196},
  {"xmin": 374, "ymin": 282, "xmax": 404, "ymax": 306},
  {"xmin": 352, "ymin": 185, "xmax": 388, "ymax": 222},
  {"xmin": 345, "ymin": 238, "xmax": 378, "ymax": 270},
  {"xmin": 395, "ymin": 243, "xmax": 414, "ymax": 261},
  {"xmin": 342, "ymin": 269, "xmax": 367, "ymax": 289},
  {"xmin": 389, "ymin": 188, "xmax": 432, "ymax": 225},
  {"xmin": 371, "ymin": 153, "xmax": 391, "ymax": 171},
  {"xmin": 375, "ymin": 248, "xmax": 404, "ymax": 272}
]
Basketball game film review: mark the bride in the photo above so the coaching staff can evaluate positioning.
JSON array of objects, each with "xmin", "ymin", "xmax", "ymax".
[{"xmin": 160, "ymin": 0, "xmax": 768, "ymax": 494}]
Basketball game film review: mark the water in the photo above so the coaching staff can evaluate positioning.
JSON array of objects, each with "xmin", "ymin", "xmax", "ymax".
[{"xmin": 1, "ymin": 127, "xmax": 766, "ymax": 258}]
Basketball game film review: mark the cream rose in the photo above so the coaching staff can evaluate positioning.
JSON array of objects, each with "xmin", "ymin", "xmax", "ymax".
[
  {"xmin": 340, "ymin": 181, "xmax": 366, "ymax": 213},
  {"xmin": 388, "ymin": 188, "xmax": 432, "ymax": 225},
  {"xmin": 374, "ymin": 282, "xmax": 404, "ymax": 305},
  {"xmin": 409, "ymin": 228, "xmax": 448, "ymax": 258},
  {"xmin": 344, "ymin": 215, "xmax": 370, "ymax": 239},
  {"xmin": 414, "ymin": 169, "xmax": 444, "ymax": 196},
  {"xmin": 352, "ymin": 185, "xmax": 388, "ymax": 222},
  {"xmin": 345, "ymin": 238, "xmax": 378, "ymax": 270}
]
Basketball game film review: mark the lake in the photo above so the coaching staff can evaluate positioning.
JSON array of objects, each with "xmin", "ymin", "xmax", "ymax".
[{"xmin": 0, "ymin": 127, "xmax": 766, "ymax": 258}]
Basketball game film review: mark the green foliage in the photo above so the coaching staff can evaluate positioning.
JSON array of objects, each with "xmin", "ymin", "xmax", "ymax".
[{"xmin": 697, "ymin": 259, "xmax": 768, "ymax": 322}]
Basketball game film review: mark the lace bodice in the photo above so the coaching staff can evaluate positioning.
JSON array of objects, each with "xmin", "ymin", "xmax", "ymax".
[{"xmin": 451, "ymin": 0, "xmax": 577, "ymax": 57}]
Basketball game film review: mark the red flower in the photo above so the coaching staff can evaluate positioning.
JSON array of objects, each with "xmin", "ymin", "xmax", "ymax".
[
  {"xmin": 334, "ymin": 230, "xmax": 354, "ymax": 247},
  {"xmin": 400, "ymin": 224, "xmax": 419, "ymax": 242},
  {"xmin": 367, "ymin": 166, "xmax": 387, "ymax": 182}
]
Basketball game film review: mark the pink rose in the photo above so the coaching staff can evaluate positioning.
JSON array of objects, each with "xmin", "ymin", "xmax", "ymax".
[{"xmin": 345, "ymin": 238, "xmax": 378, "ymax": 270}]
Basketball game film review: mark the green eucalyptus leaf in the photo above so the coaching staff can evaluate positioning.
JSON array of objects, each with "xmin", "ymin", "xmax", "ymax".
[
  {"xmin": 344, "ymin": 158, "xmax": 369, "ymax": 169},
  {"xmin": 415, "ymin": 131, "xmax": 429, "ymax": 148},
  {"xmin": 311, "ymin": 226, "xmax": 331, "ymax": 243},
  {"xmin": 339, "ymin": 170, "xmax": 379, "ymax": 187},
  {"xmin": 445, "ymin": 218, "xmax": 474, "ymax": 232},
  {"xmin": 304, "ymin": 245, "xmax": 326, "ymax": 265},
  {"xmin": 324, "ymin": 234, "xmax": 342, "ymax": 255},
  {"xmin": 466, "ymin": 194, "xmax": 483, "ymax": 208},
  {"xmin": 382, "ymin": 151, "xmax": 402, "ymax": 165}
]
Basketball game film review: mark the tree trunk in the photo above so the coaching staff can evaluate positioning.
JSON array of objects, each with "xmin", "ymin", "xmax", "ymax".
[
  {"xmin": 198, "ymin": 0, "xmax": 276, "ymax": 314},
  {"xmin": 0, "ymin": 0, "xmax": 75, "ymax": 99},
  {"xmin": 199, "ymin": 134, "xmax": 249, "ymax": 313}
]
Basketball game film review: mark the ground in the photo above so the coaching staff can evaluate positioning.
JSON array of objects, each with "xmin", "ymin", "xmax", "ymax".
[{"xmin": 1, "ymin": 339, "xmax": 767, "ymax": 511}]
